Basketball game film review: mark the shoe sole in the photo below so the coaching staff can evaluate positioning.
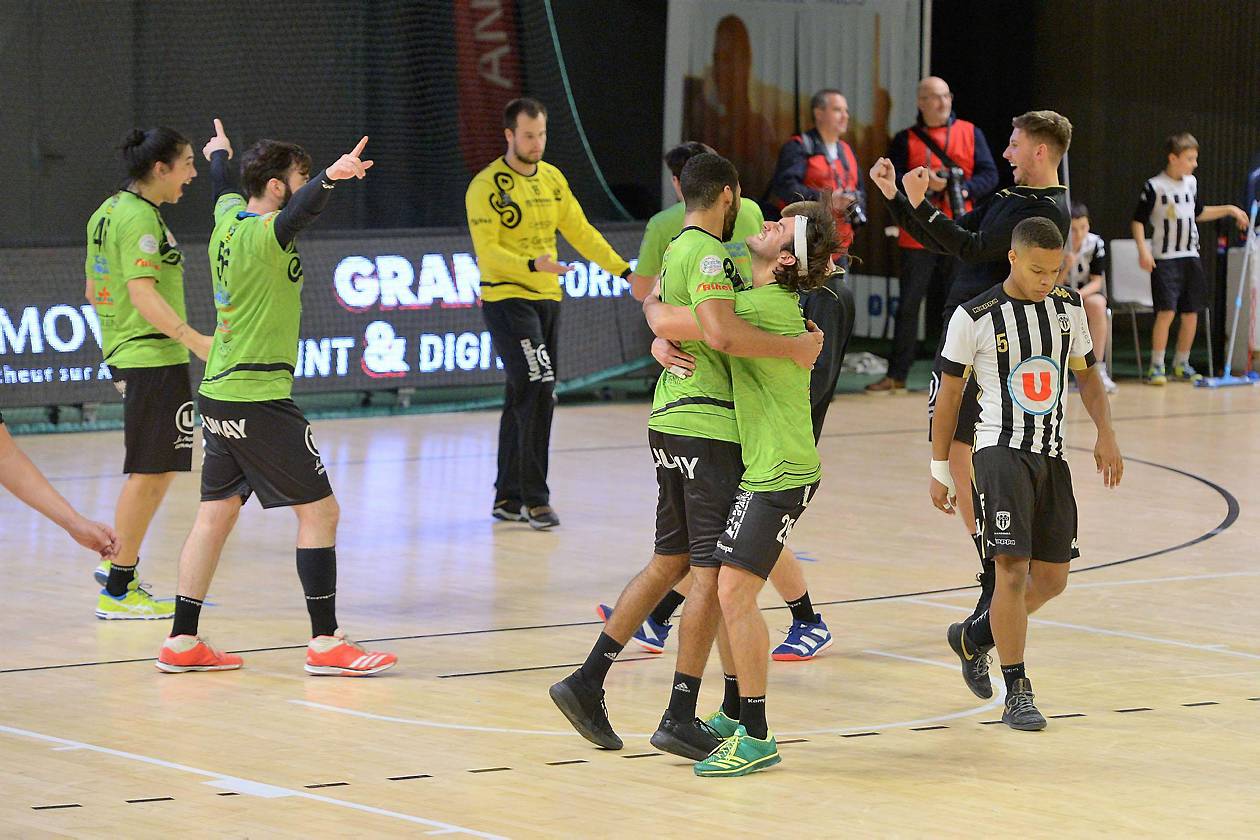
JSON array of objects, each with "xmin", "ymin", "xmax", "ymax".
[
  {"xmin": 93, "ymin": 569, "xmax": 109, "ymax": 586},
  {"xmin": 549, "ymin": 681, "xmax": 622, "ymax": 750},
  {"xmin": 694, "ymin": 751, "xmax": 782, "ymax": 777},
  {"xmin": 771, "ymin": 636, "xmax": 833, "ymax": 661},
  {"xmin": 529, "ymin": 519, "xmax": 559, "ymax": 530},
  {"xmin": 306, "ymin": 661, "xmax": 396, "ymax": 677},
  {"xmin": 632, "ymin": 638, "xmax": 666, "ymax": 654},
  {"xmin": 155, "ymin": 660, "xmax": 242, "ymax": 673},
  {"xmin": 649, "ymin": 729, "xmax": 717, "ymax": 761},
  {"xmin": 595, "ymin": 605, "xmax": 612, "ymax": 622},
  {"xmin": 96, "ymin": 610, "xmax": 175, "ymax": 621},
  {"xmin": 1002, "ymin": 715, "xmax": 1047, "ymax": 731},
  {"xmin": 947, "ymin": 623, "xmax": 994, "ymax": 699},
  {"xmin": 492, "ymin": 511, "xmax": 526, "ymax": 522}
]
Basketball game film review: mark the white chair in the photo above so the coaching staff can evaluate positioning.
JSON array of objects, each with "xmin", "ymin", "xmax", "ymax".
[{"xmin": 1107, "ymin": 238, "xmax": 1212, "ymax": 376}]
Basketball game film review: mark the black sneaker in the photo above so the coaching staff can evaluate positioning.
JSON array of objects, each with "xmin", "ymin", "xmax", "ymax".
[
  {"xmin": 1002, "ymin": 678, "xmax": 1047, "ymax": 731},
  {"xmin": 491, "ymin": 500, "xmax": 525, "ymax": 522},
  {"xmin": 649, "ymin": 710, "xmax": 720, "ymax": 760},
  {"xmin": 548, "ymin": 671, "xmax": 622, "ymax": 750},
  {"xmin": 527, "ymin": 505, "xmax": 560, "ymax": 530},
  {"xmin": 947, "ymin": 622, "xmax": 994, "ymax": 699}
]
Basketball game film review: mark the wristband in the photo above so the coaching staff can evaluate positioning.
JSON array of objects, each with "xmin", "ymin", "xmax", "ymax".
[
  {"xmin": 620, "ymin": 267, "xmax": 632, "ymax": 280},
  {"xmin": 528, "ymin": 258, "xmax": 537, "ymax": 272},
  {"xmin": 930, "ymin": 459, "xmax": 956, "ymax": 495}
]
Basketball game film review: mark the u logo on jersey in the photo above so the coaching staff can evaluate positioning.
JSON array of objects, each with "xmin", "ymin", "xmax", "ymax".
[{"xmin": 1008, "ymin": 355, "xmax": 1061, "ymax": 415}]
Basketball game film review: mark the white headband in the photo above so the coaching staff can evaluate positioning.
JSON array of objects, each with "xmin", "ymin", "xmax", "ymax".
[{"xmin": 793, "ymin": 214, "xmax": 809, "ymax": 276}]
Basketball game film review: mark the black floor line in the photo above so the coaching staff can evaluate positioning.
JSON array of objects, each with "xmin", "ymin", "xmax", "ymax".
[{"xmin": 2, "ymin": 445, "xmax": 1240, "ymax": 677}]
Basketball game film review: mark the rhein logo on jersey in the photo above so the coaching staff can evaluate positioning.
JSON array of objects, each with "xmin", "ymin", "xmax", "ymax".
[{"xmin": 1009, "ymin": 355, "xmax": 1061, "ymax": 415}]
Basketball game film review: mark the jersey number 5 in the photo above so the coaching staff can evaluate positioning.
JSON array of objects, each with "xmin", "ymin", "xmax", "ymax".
[{"xmin": 996, "ymin": 333, "xmax": 1008, "ymax": 353}]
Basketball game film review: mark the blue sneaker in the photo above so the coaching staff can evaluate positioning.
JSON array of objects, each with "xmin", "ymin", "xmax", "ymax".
[
  {"xmin": 771, "ymin": 614, "xmax": 833, "ymax": 661},
  {"xmin": 595, "ymin": 604, "xmax": 672, "ymax": 654}
]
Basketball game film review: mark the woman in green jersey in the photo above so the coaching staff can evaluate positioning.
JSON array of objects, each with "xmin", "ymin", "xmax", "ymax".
[{"xmin": 85, "ymin": 127, "xmax": 213, "ymax": 620}]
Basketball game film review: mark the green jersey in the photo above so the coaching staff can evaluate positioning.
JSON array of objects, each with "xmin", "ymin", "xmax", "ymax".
[
  {"xmin": 85, "ymin": 191, "xmax": 189, "ymax": 368},
  {"xmin": 731, "ymin": 283, "xmax": 821, "ymax": 492},
  {"xmin": 635, "ymin": 199, "xmax": 764, "ymax": 278},
  {"xmin": 648, "ymin": 227, "xmax": 743, "ymax": 443},
  {"xmin": 199, "ymin": 193, "xmax": 306, "ymax": 402}
]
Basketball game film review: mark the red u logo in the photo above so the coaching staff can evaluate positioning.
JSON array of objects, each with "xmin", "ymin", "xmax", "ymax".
[{"xmin": 1022, "ymin": 372, "xmax": 1052, "ymax": 401}]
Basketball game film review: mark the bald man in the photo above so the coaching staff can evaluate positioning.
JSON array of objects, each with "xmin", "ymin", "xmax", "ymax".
[{"xmin": 868, "ymin": 77, "xmax": 997, "ymax": 394}]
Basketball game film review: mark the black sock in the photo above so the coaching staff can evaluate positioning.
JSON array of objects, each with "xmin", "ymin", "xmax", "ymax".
[
  {"xmin": 965, "ymin": 609, "xmax": 994, "ymax": 650},
  {"xmin": 786, "ymin": 591, "xmax": 816, "ymax": 624},
  {"xmin": 970, "ymin": 556, "xmax": 996, "ymax": 622},
  {"xmin": 171, "ymin": 595, "xmax": 203, "ymax": 638},
  {"xmin": 971, "ymin": 532, "xmax": 984, "ymax": 562},
  {"xmin": 578, "ymin": 632, "xmax": 623, "ymax": 686},
  {"xmin": 721, "ymin": 673, "xmax": 741, "ymax": 719},
  {"xmin": 739, "ymin": 696, "xmax": 768, "ymax": 739},
  {"xmin": 650, "ymin": 590, "xmax": 686, "ymax": 626},
  {"xmin": 296, "ymin": 547, "xmax": 338, "ymax": 637},
  {"xmin": 106, "ymin": 563, "xmax": 136, "ymax": 597},
  {"xmin": 1001, "ymin": 662, "xmax": 1027, "ymax": 693},
  {"xmin": 668, "ymin": 671, "xmax": 702, "ymax": 721}
]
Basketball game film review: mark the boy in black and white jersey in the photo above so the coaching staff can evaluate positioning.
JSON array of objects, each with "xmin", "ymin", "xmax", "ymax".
[
  {"xmin": 1131, "ymin": 133, "xmax": 1249, "ymax": 384},
  {"xmin": 930, "ymin": 217, "xmax": 1123, "ymax": 731},
  {"xmin": 1059, "ymin": 203, "xmax": 1115, "ymax": 392}
]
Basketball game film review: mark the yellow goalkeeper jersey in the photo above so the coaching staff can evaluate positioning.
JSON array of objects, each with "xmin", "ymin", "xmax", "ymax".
[{"xmin": 465, "ymin": 157, "xmax": 630, "ymax": 302}]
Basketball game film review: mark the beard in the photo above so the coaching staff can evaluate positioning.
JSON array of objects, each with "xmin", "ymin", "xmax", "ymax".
[
  {"xmin": 512, "ymin": 147, "xmax": 543, "ymax": 165},
  {"xmin": 721, "ymin": 203, "xmax": 738, "ymax": 242}
]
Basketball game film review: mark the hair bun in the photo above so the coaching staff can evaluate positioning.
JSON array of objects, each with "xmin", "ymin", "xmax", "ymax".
[{"xmin": 122, "ymin": 128, "xmax": 148, "ymax": 149}]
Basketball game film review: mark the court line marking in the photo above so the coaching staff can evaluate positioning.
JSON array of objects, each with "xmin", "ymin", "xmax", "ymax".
[
  {"xmin": 291, "ymin": 650, "xmax": 1003, "ymax": 738},
  {"xmin": 0, "ymin": 448, "xmax": 1239, "ymax": 677},
  {"xmin": 0, "ymin": 723, "xmax": 504, "ymax": 838},
  {"xmin": 903, "ymin": 598, "xmax": 1260, "ymax": 661},
  {"xmin": 27, "ymin": 405, "xmax": 1260, "ymax": 483},
  {"xmin": 924, "ymin": 570, "xmax": 1260, "ymax": 595}
]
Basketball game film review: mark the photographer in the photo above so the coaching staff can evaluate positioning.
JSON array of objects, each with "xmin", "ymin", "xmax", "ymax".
[
  {"xmin": 867, "ymin": 77, "xmax": 997, "ymax": 393},
  {"xmin": 769, "ymin": 89, "xmax": 866, "ymax": 263}
]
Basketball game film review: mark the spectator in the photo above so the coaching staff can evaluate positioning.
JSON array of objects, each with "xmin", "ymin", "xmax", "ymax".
[
  {"xmin": 1060, "ymin": 202, "xmax": 1117, "ymax": 392},
  {"xmin": 867, "ymin": 76, "xmax": 997, "ymax": 393}
]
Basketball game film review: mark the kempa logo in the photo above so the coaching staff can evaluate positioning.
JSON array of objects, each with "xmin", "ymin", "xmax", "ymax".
[
  {"xmin": 652, "ymin": 447, "xmax": 699, "ymax": 479},
  {"xmin": 995, "ymin": 510, "xmax": 1012, "ymax": 531},
  {"xmin": 203, "ymin": 416, "xmax": 247, "ymax": 439}
]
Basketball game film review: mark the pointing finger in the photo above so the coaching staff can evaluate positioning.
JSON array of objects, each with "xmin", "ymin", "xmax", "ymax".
[
  {"xmin": 351, "ymin": 135, "xmax": 369, "ymax": 157},
  {"xmin": 214, "ymin": 118, "xmax": 225, "ymax": 137}
]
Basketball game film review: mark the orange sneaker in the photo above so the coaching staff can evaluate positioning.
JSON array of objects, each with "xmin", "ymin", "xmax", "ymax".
[
  {"xmin": 155, "ymin": 635, "xmax": 244, "ymax": 673},
  {"xmin": 306, "ymin": 631, "xmax": 397, "ymax": 677}
]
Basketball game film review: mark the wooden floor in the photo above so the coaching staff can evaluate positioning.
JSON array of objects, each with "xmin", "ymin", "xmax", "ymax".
[{"xmin": 2, "ymin": 382, "xmax": 1258, "ymax": 838}]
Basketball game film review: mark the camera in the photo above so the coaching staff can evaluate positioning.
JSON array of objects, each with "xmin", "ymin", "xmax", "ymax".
[
  {"xmin": 940, "ymin": 166, "xmax": 966, "ymax": 217},
  {"xmin": 842, "ymin": 191, "xmax": 867, "ymax": 226}
]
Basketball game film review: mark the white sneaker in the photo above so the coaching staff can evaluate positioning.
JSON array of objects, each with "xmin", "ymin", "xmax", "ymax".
[{"xmin": 1100, "ymin": 370, "xmax": 1118, "ymax": 393}]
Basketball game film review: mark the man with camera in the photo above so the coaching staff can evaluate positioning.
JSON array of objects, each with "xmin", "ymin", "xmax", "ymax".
[{"xmin": 866, "ymin": 76, "xmax": 997, "ymax": 393}]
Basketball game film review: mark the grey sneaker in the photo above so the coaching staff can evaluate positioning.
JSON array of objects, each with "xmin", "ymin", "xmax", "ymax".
[
  {"xmin": 527, "ymin": 505, "xmax": 560, "ymax": 530},
  {"xmin": 947, "ymin": 621, "xmax": 994, "ymax": 699},
  {"xmin": 1001, "ymin": 678, "xmax": 1047, "ymax": 731}
]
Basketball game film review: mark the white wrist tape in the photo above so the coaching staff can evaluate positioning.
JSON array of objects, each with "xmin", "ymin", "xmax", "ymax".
[{"xmin": 930, "ymin": 459, "xmax": 956, "ymax": 496}]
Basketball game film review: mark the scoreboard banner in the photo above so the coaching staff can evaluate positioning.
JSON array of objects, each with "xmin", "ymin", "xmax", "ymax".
[{"xmin": 0, "ymin": 223, "xmax": 651, "ymax": 409}]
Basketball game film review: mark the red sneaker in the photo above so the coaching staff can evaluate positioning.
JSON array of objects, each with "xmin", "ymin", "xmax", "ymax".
[
  {"xmin": 155, "ymin": 635, "xmax": 244, "ymax": 673},
  {"xmin": 306, "ymin": 630, "xmax": 397, "ymax": 677}
]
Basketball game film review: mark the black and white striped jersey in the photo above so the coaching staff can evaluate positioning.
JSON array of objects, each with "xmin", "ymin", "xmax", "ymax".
[
  {"xmin": 1063, "ymin": 231, "xmax": 1106, "ymax": 289},
  {"xmin": 1133, "ymin": 173, "xmax": 1204, "ymax": 259},
  {"xmin": 941, "ymin": 283, "xmax": 1096, "ymax": 457}
]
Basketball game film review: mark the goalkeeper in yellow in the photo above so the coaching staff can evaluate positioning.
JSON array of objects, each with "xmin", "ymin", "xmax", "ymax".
[{"xmin": 466, "ymin": 97, "xmax": 632, "ymax": 530}]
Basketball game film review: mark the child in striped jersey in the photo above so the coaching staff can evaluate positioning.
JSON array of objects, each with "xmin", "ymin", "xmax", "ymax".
[
  {"xmin": 1059, "ymin": 203, "xmax": 1116, "ymax": 392},
  {"xmin": 1131, "ymin": 133, "xmax": 1249, "ymax": 384}
]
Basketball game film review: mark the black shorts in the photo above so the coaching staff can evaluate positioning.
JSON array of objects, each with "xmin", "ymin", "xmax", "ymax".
[
  {"xmin": 198, "ymin": 395, "xmax": 333, "ymax": 509},
  {"xmin": 1150, "ymin": 257, "xmax": 1206, "ymax": 314},
  {"xmin": 111, "ymin": 363, "xmax": 194, "ymax": 474},
  {"xmin": 971, "ymin": 446, "xmax": 1079, "ymax": 563},
  {"xmin": 649, "ymin": 429, "xmax": 743, "ymax": 567},
  {"xmin": 714, "ymin": 481, "xmax": 820, "ymax": 579}
]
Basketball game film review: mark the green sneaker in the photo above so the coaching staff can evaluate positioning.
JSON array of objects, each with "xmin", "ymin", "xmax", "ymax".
[
  {"xmin": 93, "ymin": 561, "xmax": 144, "ymax": 592},
  {"xmin": 1172, "ymin": 362, "xmax": 1202, "ymax": 382},
  {"xmin": 693, "ymin": 725, "xmax": 781, "ymax": 777},
  {"xmin": 1146, "ymin": 366, "xmax": 1167, "ymax": 386},
  {"xmin": 96, "ymin": 588, "xmax": 175, "ymax": 620},
  {"xmin": 701, "ymin": 709, "xmax": 740, "ymax": 739}
]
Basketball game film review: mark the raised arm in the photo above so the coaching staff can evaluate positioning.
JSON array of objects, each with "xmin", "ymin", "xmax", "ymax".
[{"xmin": 273, "ymin": 135, "xmax": 373, "ymax": 248}]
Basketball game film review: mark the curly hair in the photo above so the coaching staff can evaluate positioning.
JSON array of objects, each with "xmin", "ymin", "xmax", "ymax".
[{"xmin": 774, "ymin": 196, "xmax": 841, "ymax": 293}]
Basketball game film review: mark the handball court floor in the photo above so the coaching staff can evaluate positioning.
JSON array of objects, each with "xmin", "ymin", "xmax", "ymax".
[{"xmin": 2, "ymin": 384, "xmax": 1258, "ymax": 838}]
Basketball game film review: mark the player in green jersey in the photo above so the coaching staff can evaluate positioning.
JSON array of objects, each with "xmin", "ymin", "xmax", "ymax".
[
  {"xmin": 549, "ymin": 153, "xmax": 823, "ymax": 756},
  {"xmin": 86, "ymin": 126, "xmax": 214, "ymax": 620},
  {"xmin": 154, "ymin": 120, "xmax": 395, "ymax": 677},
  {"xmin": 601, "ymin": 141, "xmax": 833, "ymax": 663}
]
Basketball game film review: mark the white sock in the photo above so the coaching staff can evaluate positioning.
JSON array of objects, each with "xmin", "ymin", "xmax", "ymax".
[
  {"xmin": 1173, "ymin": 351, "xmax": 1190, "ymax": 367},
  {"xmin": 1151, "ymin": 354, "xmax": 1166, "ymax": 371},
  {"xmin": 1097, "ymin": 361, "xmax": 1108, "ymax": 377}
]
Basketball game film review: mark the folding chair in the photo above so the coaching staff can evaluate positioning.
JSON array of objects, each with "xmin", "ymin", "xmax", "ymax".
[{"xmin": 1107, "ymin": 239, "xmax": 1213, "ymax": 377}]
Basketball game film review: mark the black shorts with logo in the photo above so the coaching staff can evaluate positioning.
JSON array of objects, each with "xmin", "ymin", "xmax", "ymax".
[
  {"xmin": 649, "ymin": 429, "xmax": 744, "ymax": 567},
  {"xmin": 972, "ymin": 446, "xmax": 1079, "ymax": 563},
  {"xmin": 198, "ymin": 395, "xmax": 333, "ymax": 509},
  {"xmin": 714, "ymin": 481, "xmax": 820, "ymax": 580},
  {"xmin": 1150, "ymin": 256, "xmax": 1206, "ymax": 314},
  {"xmin": 111, "ymin": 363, "xmax": 195, "ymax": 474}
]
